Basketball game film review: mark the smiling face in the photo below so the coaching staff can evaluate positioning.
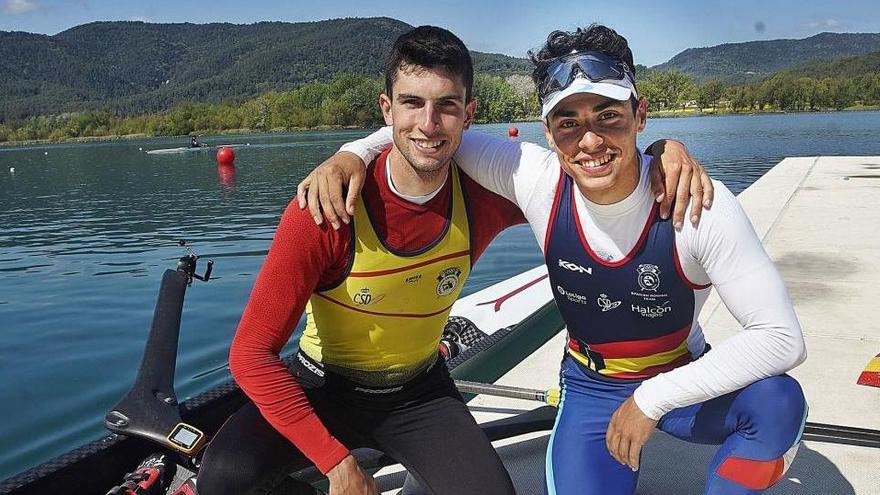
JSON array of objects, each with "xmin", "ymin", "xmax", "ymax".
[
  {"xmin": 544, "ymin": 93, "xmax": 647, "ymax": 204},
  {"xmin": 380, "ymin": 66, "xmax": 476, "ymax": 188}
]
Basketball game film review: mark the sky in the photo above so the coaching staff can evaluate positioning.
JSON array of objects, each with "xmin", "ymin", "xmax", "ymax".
[{"xmin": 2, "ymin": 0, "xmax": 880, "ymax": 66}]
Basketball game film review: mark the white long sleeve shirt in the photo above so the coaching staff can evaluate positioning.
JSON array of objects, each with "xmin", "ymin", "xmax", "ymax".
[{"xmin": 340, "ymin": 128, "xmax": 806, "ymax": 419}]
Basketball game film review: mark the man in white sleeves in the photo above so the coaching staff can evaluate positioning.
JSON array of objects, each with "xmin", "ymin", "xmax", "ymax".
[{"xmin": 301, "ymin": 24, "xmax": 807, "ymax": 495}]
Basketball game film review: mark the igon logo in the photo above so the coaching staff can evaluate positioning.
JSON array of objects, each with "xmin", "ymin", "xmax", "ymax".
[{"xmin": 558, "ymin": 259, "xmax": 592, "ymax": 275}]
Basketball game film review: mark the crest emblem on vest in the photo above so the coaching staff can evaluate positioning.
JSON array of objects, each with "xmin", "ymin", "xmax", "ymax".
[
  {"xmin": 637, "ymin": 264, "xmax": 661, "ymax": 292},
  {"xmin": 597, "ymin": 293, "xmax": 621, "ymax": 312},
  {"xmin": 436, "ymin": 267, "xmax": 462, "ymax": 296}
]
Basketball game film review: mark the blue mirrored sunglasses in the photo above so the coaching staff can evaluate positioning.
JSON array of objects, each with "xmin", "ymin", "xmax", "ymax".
[{"xmin": 538, "ymin": 50, "xmax": 635, "ymax": 102}]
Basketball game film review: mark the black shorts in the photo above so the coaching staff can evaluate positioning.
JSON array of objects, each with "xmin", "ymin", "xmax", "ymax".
[{"xmin": 197, "ymin": 352, "xmax": 515, "ymax": 494}]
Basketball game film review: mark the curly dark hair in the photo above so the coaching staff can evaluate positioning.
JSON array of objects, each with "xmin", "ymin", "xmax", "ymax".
[
  {"xmin": 528, "ymin": 24, "xmax": 636, "ymax": 87},
  {"xmin": 528, "ymin": 24, "xmax": 638, "ymax": 113},
  {"xmin": 385, "ymin": 26, "xmax": 474, "ymax": 102}
]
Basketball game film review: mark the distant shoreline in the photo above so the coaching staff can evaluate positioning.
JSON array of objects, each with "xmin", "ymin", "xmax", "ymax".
[
  {"xmin": 2, "ymin": 107, "xmax": 878, "ymax": 147},
  {"xmin": 648, "ymin": 105, "xmax": 880, "ymax": 118},
  {"xmin": 0, "ymin": 125, "xmax": 363, "ymax": 147}
]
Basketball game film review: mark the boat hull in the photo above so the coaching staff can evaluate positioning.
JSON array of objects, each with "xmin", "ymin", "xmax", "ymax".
[{"xmin": 0, "ymin": 266, "xmax": 562, "ymax": 495}]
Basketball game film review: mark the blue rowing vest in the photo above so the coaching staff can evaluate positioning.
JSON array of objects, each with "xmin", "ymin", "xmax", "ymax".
[{"xmin": 545, "ymin": 170, "xmax": 707, "ymax": 379}]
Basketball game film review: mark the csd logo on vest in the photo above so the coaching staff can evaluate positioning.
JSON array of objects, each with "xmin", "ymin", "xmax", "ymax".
[
  {"xmin": 597, "ymin": 293, "xmax": 621, "ymax": 312},
  {"xmin": 353, "ymin": 288, "xmax": 385, "ymax": 306}
]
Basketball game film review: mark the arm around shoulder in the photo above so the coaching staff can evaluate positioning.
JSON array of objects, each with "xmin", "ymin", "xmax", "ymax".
[{"xmin": 454, "ymin": 130, "xmax": 556, "ymax": 207}]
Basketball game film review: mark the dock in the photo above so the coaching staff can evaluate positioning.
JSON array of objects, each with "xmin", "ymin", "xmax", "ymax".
[{"xmin": 378, "ymin": 156, "xmax": 880, "ymax": 494}]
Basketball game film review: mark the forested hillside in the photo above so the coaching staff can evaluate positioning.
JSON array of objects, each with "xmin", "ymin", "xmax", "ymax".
[
  {"xmin": 0, "ymin": 18, "xmax": 531, "ymax": 121},
  {"xmin": 652, "ymin": 32, "xmax": 880, "ymax": 83},
  {"xmin": 3, "ymin": 21, "xmax": 880, "ymax": 144}
]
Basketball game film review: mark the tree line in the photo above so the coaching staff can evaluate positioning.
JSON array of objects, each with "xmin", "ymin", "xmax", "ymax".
[
  {"xmin": 2, "ymin": 69, "xmax": 879, "ymax": 144},
  {"xmin": 0, "ymin": 73, "xmax": 540, "ymax": 143},
  {"xmin": 639, "ymin": 70, "xmax": 880, "ymax": 113}
]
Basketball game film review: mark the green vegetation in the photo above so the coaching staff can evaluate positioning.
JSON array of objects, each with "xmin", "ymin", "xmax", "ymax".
[
  {"xmin": 3, "ymin": 64, "xmax": 880, "ymax": 144},
  {"xmin": 639, "ymin": 68, "xmax": 880, "ymax": 114},
  {"xmin": 0, "ymin": 19, "xmax": 531, "ymax": 123},
  {"xmin": 472, "ymin": 74, "xmax": 541, "ymax": 123},
  {"xmin": 2, "ymin": 18, "xmax": 880, "ymax": 145},
  {"xmin": 0, "ymin": 74, "xmax": 542, "ymax": 143}
]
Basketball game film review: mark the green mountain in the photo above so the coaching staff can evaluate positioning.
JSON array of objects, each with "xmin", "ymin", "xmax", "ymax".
[
  {"xmin": 652, "ymin": 32, "xmax": 880, "ymax": 83},
  {"xmin": 0, "ymin": 18, "xmax": 531, "ymax": 122},
  {"xmin": 785, "ymin": 50, "xmax": 880, "ymax": 79}
]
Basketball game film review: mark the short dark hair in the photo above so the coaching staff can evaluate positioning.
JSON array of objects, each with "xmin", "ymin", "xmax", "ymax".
[
  {"xmin": 385, "ymin": 26, "xmax": 474, "ymax": 102},
  {"xmin": 529, "ymin": 24, "xmax": 638, "ymax": 112}
]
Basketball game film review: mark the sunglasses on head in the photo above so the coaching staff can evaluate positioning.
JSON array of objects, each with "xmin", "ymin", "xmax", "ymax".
[{"xmin": 538, "ymin": 50, "xmax": 635, "ymax": 102}]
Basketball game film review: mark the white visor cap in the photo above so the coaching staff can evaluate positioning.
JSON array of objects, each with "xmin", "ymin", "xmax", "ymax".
[{"xmin": 540, "ymin": 75, "xmax": 638, "ymax": 120}]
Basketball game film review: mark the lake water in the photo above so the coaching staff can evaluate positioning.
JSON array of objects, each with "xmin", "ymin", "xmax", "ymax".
[{"xmin": 1, "ymin": 111, "xmax": 879, "ymax": 481}]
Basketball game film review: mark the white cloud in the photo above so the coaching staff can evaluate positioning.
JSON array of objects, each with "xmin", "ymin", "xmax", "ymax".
[
  {"xmin": 3, "ymin": 0, "xmax": 39, "ymax": 15},
  {"xmin": 806, "ymin": 19, "xmax": 848, "ymax": 29},
  {"xmin": 128, "ymin": 15, "xmax": 151, "ymax": 23}
]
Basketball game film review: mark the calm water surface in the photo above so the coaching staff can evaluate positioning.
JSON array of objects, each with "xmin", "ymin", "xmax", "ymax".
[{"xmin": 1, "ymin": 111, "xmax": 879, "ymax": 479}]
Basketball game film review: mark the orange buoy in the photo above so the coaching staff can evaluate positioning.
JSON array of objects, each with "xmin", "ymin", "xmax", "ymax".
[
  {"xmin": 508, "ymin": 127, "xmax": 519, "ymax": 137},
  {"xmin": 216, "ymin": 147, "xmax": 236, "ymax": 165}
]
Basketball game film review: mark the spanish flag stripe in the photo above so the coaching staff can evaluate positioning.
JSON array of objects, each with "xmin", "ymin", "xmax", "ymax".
[
  {"xmin": 602, "ymin": 353, "xmax": 694, "ymax": 379},
  {"xmin": 587, "ymin": 324, "xmax": 692, "ymax": 358},
  {"xmin": 864, "ymin": 356, "xmax": 880, "ymax": 373},
  {"xmin": 567, "ymin": 341, "xmax": 692, "ymax": 379},
  {"xmin": 600, "ymin": 340, "xmax": 690, "ymax": 373}
]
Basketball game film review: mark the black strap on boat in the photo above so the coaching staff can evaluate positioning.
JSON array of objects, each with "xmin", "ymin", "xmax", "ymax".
[{"xmin": 105, "ymin": 453, "xmax": 170, "ymax": 495}]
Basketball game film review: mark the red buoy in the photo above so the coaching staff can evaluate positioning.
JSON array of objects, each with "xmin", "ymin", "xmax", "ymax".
[
  {"xmin": 216, "ymin": 147, "xmax": 236, "ymax": 165},
  {"xmin": 508, "ymin": 127, "xmax": 519, "ymax": 137}
]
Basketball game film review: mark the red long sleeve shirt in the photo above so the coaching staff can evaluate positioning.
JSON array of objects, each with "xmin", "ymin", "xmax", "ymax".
[{"xmin": 228, "ymin": 149, "xmax": 526, "ymax": 474}]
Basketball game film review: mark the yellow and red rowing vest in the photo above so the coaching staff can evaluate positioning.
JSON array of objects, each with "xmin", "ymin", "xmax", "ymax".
[{"xmin": 299, "ymin": 164, "xmax": 471, "ymax": 384}]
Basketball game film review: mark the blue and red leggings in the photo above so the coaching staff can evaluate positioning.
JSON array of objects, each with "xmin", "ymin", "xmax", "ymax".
[{"xmin": 546, "ymin": 355, "xmax": 807, "ymax": 495}]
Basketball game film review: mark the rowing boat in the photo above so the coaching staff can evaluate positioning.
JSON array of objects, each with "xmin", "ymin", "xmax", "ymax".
[
  {"xmin": 5, "ymin": 155, "xmax": 880, "ymax": 494},
  {"xmin": 0, "ymin": 257, "xmax": 563, "ymax": 495},
  {"xmin": 3, "ymin": 256, "xmax": 879, "ymax": 493},
  {"xmin": 145, "ymin": 144, "xmax": 249, "ymax": 155}
]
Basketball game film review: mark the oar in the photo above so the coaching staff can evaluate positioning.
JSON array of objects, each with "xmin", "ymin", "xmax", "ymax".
[
  {"xmin": 454, "ymin": 380, "xmax": 880, "ymax": 449},
  {"xmin": 455, "ymin": 380, "xmax": 560, "ymax": 407}
]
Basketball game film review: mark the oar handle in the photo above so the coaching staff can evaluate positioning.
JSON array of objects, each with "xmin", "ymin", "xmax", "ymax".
[
  {"xmin": 455, "ymin": 380, "xmax": 560, "ymax": 407},
  {"xmin": 456, "ymin": 381, "xmax": 880, "ymax": 449}
]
